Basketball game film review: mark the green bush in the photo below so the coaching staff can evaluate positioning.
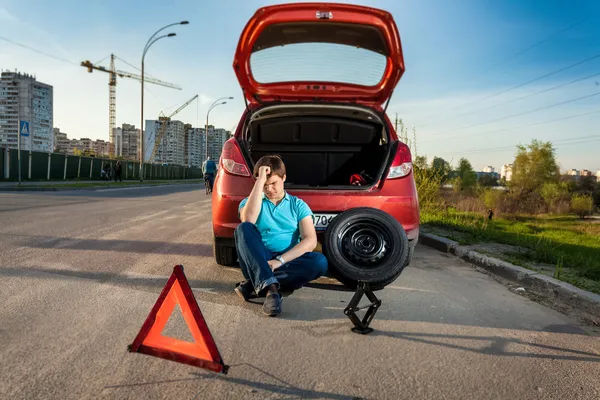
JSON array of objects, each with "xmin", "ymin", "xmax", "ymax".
[
  {"xmin": 540, "ymin": 182, "xmax": 570, "ymax": 213},
  {"xmin": 571, "ymin": 194, "xmax": 594, "ymax": 219},
  {"xmin": 481, "ymin": 188, "xmax": 505, "ymax": 211},
  {"xmin": 414, "ymin": 166, "xmax": 443, "ymax": 211}
]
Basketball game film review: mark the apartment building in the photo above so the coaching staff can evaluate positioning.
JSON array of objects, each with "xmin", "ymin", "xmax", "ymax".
[{"xmin": 0, "ymin": 70, "xmax": 53, "ymax": 152}]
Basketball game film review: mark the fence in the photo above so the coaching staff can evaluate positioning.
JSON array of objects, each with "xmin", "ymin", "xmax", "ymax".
[{"xmin": 1, "ymin": 148, "xmax": 203, "ymax": 181}]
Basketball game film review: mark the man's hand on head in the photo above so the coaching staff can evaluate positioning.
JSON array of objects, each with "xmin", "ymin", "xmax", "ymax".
[{"xmin": 257, "ymin": 166, "xmax": 271, "ymax": 182}]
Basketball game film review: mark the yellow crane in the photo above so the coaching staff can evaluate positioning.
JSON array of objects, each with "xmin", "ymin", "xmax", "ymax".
[
  {"xmin": 80, "ymin": 54, "xmax": 181, "ymax": 156},
  {"xmin": 149, "ymin": 94, "xmax": 199, "ymax": 163}
]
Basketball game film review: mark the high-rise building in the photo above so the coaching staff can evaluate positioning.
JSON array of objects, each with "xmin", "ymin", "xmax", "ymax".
[
  {"xmin": 122, "ymin": 124, "xmax": 139, "ymax": 160},
  {"xmin": 500, "ymin": 164, "xmax": 513, "ymax": 181},
  {"xmin": 67, "ymin": 139, "xmax": 80, "ymax": 155},
  {"xmin": 596, "ymin": 169, "xmax": 600, "ymax": 180},
  {"xmin": 53, "ymin": 127, "xmax": 70, "ymax": 153},
  {"xmin": 184, "ymin": 124, "xmax": 205, "ymax": 167},
  {"xmin": 0, "ymin": 70, "xmax": 53, "ymax": 152},
  {"xmin": 79, "ymin": 138, "xmax": 93, "ymax": 152},
  {"xmin": 567, "ymin": 169, "xmax": 580, "ymax": 176},
  {"xmin": 94, "ymin": 139, "xmax": 110, "ymax": 156},
  {"xmin": 113, "ymin": 127, "xmax": 123, "ymax": 157},
  {"xmin": 482, "ymin": 166, "xmax": 495, "ymax": 173},
  {"xmin": 206, "ymin": 125, "xmax": 229, "ymax": 161},
  {"xmin": 112, "ymin": 123, "xmax": 140, "ymax": 160},
  {"xmin": 144, "ymin": 119, "xmax": 185, "ymax": 165}
]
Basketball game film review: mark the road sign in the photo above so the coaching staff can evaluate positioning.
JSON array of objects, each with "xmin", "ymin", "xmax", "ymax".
[
  {"xmin": 129, "ymin": 265, "xmax": 228, "ymax": 374},
  {"xmin": 19, "ymin": 121, "xmax": 30, "ymax": 137}
]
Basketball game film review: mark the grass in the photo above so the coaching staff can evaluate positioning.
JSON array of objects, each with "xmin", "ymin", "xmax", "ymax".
[{"xmin": 421, "ymin": 209, "xmax": 600, "ymax": 294}]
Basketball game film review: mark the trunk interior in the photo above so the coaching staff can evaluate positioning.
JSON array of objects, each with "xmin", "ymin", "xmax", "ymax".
[{"xmin": 242, "ymin": 106, "xmax": 391, "ymax": 188}]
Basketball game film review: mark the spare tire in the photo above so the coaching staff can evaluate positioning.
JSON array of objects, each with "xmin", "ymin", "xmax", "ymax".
[{"xmin": 322, "ymin": 207, "xmax": 409, "ymax": 290}]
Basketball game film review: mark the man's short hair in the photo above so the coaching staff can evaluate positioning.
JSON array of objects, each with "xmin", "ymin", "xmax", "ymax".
[{"xmin": 253, "ymin": 155, "xmax": 286, "ymax": 179}]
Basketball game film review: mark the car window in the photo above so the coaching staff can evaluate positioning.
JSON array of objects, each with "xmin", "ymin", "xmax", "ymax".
[{"xmin": 250, "ymin": 42, "xmax": 387, "ymax": 86}]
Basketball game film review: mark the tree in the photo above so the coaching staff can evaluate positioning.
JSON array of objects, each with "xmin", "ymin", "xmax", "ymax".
[
  {"xmin": 571, "ymin": 194, "xmax": 594, "ymax": 219},
  {"xmin": 481, "ymin": 188, "xmax": 504, "ymax": 211},
  {"xmin": 454, "ymin": 158, "xmax": 477, "ymax": 193},
  {"xmin": 413, "ymin": 155, "xmax": 428, "ymax": 171},
  {"xmin": 577, "ymin": 176, "xmax": 596, "ymax": 194},
  {"xmin": 478, "ymin": 174, "xmax": 497, "ymax": 187},
  {"xmin": 510, "ymin": 139, "xmax": 559, "ymax": 193},
  {"xmin": 594, "ymin": 182, "xmax": 600, "ymax": 209},
  {"xmin": 540, "ymin": 182, "xmax": 569, "ymax": 213},
  {"xmin": 431, "ymin": 157, "xmax": 452, "ymax": 183}
]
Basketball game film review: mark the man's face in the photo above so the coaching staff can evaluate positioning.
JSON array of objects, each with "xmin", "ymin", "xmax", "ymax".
[{"xmin": 263, "ymin": 174, "xmax": 286, "ymax": 199}]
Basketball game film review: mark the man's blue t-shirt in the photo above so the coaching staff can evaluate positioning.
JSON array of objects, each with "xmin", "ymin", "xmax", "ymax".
[{"xmin": 238, "ymin": 192, "xmax": 313, "ymax": 253}]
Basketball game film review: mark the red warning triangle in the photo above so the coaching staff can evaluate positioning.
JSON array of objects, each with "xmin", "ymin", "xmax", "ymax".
[{"xmin": 129, "ymin": 265, "xmax": 228, "ymax": 374}]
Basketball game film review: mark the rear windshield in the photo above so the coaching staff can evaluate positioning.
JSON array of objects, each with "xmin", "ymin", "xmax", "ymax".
[
  {"xmin": 250, "ymin": 43, "xmax": 387, "ymax": 86},
  {"xmin": 249, "ymin": 22, "xmax": 388, "ymax": 87}
]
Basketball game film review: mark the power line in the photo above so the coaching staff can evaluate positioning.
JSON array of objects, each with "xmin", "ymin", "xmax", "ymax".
[
  {"xmin": 465, "ymin": 53, "xmax": 600, "ymax": 106},
  {"xmin": 424, "ymin": 70, "xmax": 600, "ymax": 127},
  {"xmin": 419, "ymin": 52, "xmax": 600, "ymax": 129},
  {"xmin": 432, "ymin": 91, "xmax": 600, "ymax": 135},
  {"xmin": 0, "ymin": 35, "xmax": 78, "ymax": 66},
  {"xmin": 412, "ymin": 14, "xmax": 598, "ymax": 123},
  {"xmin": 419, "ymin": 108, "xmax": 600, "ymax": 145},
  {"xmin": 441, "ymin": 135, "xmax": 600, "ymax": 157},
  {"xmin": 489, "ymin": 15, "xmax": 596, "ymax": 72}
]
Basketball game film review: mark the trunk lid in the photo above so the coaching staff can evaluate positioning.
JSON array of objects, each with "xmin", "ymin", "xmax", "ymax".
[{"xmin": 233, "ymin": 3, "xmax": 405, "ymax": 106}]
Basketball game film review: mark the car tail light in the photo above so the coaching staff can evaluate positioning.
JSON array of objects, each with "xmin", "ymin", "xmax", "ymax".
[
  {"xmin": 387, "ymin": 142, "xmax": 412, "ymax": 179},
  {"xmin": 221, "ymin": 138, "xmax": 251, "ymax": 177}
]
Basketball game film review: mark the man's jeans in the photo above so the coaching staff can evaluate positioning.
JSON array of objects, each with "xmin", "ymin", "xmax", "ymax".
[{"xmin": 234, "ymin": 222, "xmax": 328, "ymax": 295}]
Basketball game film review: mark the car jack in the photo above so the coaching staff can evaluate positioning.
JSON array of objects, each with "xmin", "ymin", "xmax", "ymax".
[{"xmin": 344, "ymin": 281, "xmax": 381, "ymax": 334}]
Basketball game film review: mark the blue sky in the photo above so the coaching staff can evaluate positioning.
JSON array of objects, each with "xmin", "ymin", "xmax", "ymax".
[{"xmin": 1, "ymin": 0, "xmax": 599, "ymax": 171}]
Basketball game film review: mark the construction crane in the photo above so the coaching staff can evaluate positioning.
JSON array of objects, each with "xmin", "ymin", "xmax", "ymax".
[
  {"xmin": 80, "ymin": 54, "xmax": 181, "ymax": 156},
  {"xmin": 148, "ymin": 94, "xmax": 199, "ymax": 163}
]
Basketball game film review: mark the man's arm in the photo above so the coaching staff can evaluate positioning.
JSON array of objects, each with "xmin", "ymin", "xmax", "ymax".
[
  {"xmin": 271, "ymin": 216, "xmax": 317, "ymax": 268},
  {"xmin": 239, "ymin": 166, "xmax": 269, "ymax": 224}
]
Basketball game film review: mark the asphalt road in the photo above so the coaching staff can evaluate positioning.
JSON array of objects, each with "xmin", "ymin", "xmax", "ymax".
[{"xmin": 1, "ymin": 184, "xmax": 599, "ymax": 400}]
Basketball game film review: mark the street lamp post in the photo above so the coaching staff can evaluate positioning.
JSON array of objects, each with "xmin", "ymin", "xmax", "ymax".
[
  {"xmin": 204, "ymin": 97, "xmax": 233, "ymax": 163},
  {"xmin": 140, "ymin": 20, "xmax": 189, "ymax": 182}
]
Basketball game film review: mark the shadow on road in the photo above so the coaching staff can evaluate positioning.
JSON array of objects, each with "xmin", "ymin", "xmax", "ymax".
[
  {"xmin": 47, "ymin": 184, "xmax": 204, "ymax": 198},
  {"xmin": 18, "ymin": 236, "xmax": 213, "ymax": 256},
  {"xmin": 292, "ymin": 322, "xmax": 600, "ymax": 363},
  {"xmin": 0, "ymin": 265, "xmax": 593, "ymax": 336},
  {"xmin": 371, "ymin": 329, "xmax": 600, "ymax": 363},
  {"xmin": 0, "ymin": 266, "xmax": 236, "ymax": 294},
  {"xmin": 103, "ymin": 363, "xmax": 358, "ymax": 399}
]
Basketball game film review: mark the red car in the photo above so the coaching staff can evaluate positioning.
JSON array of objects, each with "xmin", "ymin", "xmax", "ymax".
[{"xmin": 212, "ymin": 2, "xmax": 419, "ymax": 288}]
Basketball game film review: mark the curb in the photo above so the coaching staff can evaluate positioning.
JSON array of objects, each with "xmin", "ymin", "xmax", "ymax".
[
  {"xmin": 420, "ymin": 232, "xmax": 600, "ymax": 320},
  {"xmin": 0, "ymin": 181, "xmax": 202, "ymax": 192}
]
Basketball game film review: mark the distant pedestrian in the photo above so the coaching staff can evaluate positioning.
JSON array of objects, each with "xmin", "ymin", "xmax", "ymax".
[
  {"xmin": 104, "ymin": 163, "xmax": 112, "ymax": 182},
  {"xmin": 115, "ymin": 161, "xmax": 123, "ymax": 182},
  {"xmin": 487, "ymin": 209, "xmax": 494, "ymax": 221}
]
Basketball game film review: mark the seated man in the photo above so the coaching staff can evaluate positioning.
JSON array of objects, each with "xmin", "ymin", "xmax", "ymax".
[
  {"xmin": 202, "ymin": 157, "xmax": 217, "ymax": 191},
  {"xmin": 235, "ymin": 155, "xmax": 328, "ymax": 317}
]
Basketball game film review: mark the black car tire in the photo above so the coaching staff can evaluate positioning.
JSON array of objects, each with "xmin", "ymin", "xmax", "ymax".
[
  {"xmin": 214, "ymin": 239, "xmax": 238, "ymax": 266},
  {"xmin": 322, "ymin": 207, "xmax": 409, "ymax": 290}
]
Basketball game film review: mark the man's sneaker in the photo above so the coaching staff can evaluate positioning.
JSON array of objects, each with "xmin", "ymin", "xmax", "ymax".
[
  {"xmin": 262, "ymin": 292, "xmax": 283, "ymax": 317},
  {"xmin": 234, "ymin": 281, "xmax": 256, "ymax": 302}
]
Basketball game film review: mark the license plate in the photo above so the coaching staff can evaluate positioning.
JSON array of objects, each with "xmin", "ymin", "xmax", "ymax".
[{"xmin": 314, "ymin": 214, "xmax": 337, "ymax": 230}]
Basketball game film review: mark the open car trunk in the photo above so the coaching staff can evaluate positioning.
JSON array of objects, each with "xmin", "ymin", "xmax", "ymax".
[{"xmin": 241, "ymin": 105, "xmax": 392, "ymax": 189}]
